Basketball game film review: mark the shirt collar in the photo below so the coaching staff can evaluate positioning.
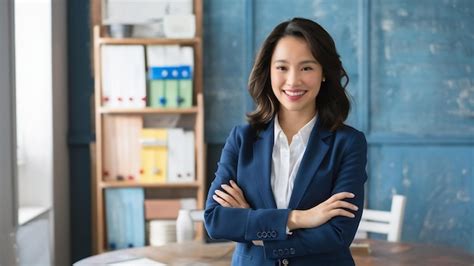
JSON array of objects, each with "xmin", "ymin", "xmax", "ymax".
[{"xmin": 274, "ymin": 113, "xmax": 317, "ymax": 146}]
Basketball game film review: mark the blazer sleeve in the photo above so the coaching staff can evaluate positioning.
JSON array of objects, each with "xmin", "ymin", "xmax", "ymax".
[
  {"xmin": 204, "ymin": 126, "xmax": 290, "ymax": 243},
  {"xmin": 262, "ymin": 131, "xmax": 368, "ymax": 259}
]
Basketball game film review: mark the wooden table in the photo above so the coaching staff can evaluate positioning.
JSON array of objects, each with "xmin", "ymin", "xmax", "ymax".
[{"xmin": 74, "ymin": 239, "xmax": 474, "ymax": 266}]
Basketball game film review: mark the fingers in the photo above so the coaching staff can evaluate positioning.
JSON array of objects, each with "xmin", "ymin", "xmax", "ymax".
[
  {"xmin": 328, "ymin": 200, "xmax": 359, "ymax": 212},
  {"xmin": 325, "ymin": 192, "xmax": 355, "ymax": 205},
  {"xmin": 213, "ymin": 180, "xmax": 250, "ymax": 208},
  {"xmin": 223, "ymin": 181, "xmax": 249, "ymax": 207},
  {"xmin": 214, "ymin": 189, "xmax": 240, "ymax": 207},
  {"xmin": 322, "ymin": 192, "xmax": 359, "ymax": 219},
  {"xmin": 212, "ymin": 194, "xmax": 231, "ymax": 207},
  {"xmin": 328, "ymin": 208, "xmax": 356, "ymax": 218}
]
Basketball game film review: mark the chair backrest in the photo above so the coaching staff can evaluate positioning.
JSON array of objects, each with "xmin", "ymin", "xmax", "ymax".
[{"xmin": 356, "ymin": 194, "xmax": 406, "ymax": 242}]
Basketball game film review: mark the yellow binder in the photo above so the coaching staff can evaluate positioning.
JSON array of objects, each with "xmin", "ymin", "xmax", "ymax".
[{"xmin": 139, "ymin": 129, "xmax": 168, "ymax": 183}]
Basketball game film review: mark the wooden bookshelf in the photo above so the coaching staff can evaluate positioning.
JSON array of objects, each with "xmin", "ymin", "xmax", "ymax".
[{"xmin": 91, "ymin": 0, "xmax": 205, "ymax": 254}]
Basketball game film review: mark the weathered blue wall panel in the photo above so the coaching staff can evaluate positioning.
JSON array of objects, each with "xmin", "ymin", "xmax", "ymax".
[
  {"xmin": 203, "ymin": 0, "xmax": 247, "ymax": 143},
  {"xmin": 368, "ymin": 146, "xmax": 473, "ymax": 251},
  {"xmin": 370, "ymin": 0, "xmax": 474, "ymax": 135},
  {"xmin": 202, "ymin": 0, "xmax": 474, "ymax": 253}
]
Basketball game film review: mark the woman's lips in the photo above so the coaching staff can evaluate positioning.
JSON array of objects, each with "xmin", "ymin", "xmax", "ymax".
[{"xmin": 283, "ymin": 90, "xmax": 307, "ymax": 101}]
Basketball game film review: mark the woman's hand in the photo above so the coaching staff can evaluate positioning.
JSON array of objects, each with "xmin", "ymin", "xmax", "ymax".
[
  {"xmin": 213, "ymin": 180, "xmax": 250, "ymax": 209},
  {"xmin": 288, "ymin": 192, "xmax": 358, "ymax": 230}
]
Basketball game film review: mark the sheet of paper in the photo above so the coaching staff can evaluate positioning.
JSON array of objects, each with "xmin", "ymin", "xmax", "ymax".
[{"xmin": 108, "ymin": 257, "xmax": 167, "ymax": 266}]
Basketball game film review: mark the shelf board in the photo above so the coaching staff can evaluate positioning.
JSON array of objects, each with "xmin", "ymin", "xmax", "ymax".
[
  {"xmin": 100, "ymin": 180, "xmax": 200, "ymax": 188},
  {"xmin": 97, "ymin": 37, "xmax": 200, "ymax": 45},
  {"xmin": 99, "ymin": 106, "xmax": 199, "ymax": 114}
]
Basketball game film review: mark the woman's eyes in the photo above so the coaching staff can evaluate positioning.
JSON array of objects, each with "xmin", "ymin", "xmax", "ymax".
[{"xmin": 275, "ymin": 66, "xmax": 314, "ymax": 71}]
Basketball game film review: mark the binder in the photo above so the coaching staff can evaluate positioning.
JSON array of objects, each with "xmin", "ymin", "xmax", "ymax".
[
  {"xmin": 178, "ymin": 46, "xmax": 194, "ymax": 108},
  {"xmin": 101, "ymin": 45, "xmax": 146, "ymax": 108},
  {"xmin": 103, "ymin": 116, "xmax": 143, "ymax": 181},
  {"xmin": 168, "ymin": 129, "xmax": 195, "ymax": 183},
  {"xmin": 147, "ymin": 45, "xmax": 194, "ymax": 108},
  {"xmin": 181, "ymin": 130, "xmax": 195, "ymax": 182},
  {"xmin": 167, "ymin": 128, "xmax": 183, "ymax": 182},
  {"xmin": 147, "ymin": 45, "xmax": 167, "ymax": 107},
  {"xmin": 105, "ymin": 188, "xmax": 145, "ymax": 250},
  {"xmin": 163, "ymin": 46, "xmax": 181, "ymax": 108},
  {"xmin": 139, "ymin": 128, "xmax": 168, "ymax": 183}
]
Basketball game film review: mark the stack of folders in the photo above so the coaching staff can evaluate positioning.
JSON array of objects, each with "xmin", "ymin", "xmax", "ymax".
[
  {"xmin": 102, "ymin": 116, "xmax": 143, "ymax": 181},
  {"xmin": 146, "ymin": 45, "xmax": 194, "ymax": 108},
  {"xmin": 139, "ymin": 128, "xmax": 195, "ymax": 183},
  {"xmin": 101, "ymin": 45, "xmax": 147, "ymax": 108},
  {"xmin": 105, "ymin": 188, "xmax": 145, "ymax": 250}
]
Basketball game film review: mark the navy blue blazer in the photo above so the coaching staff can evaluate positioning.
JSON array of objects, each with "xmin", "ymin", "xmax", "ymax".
[{"xmin": 204, "ymin": 118, "xmax": 367, "ymax": 266}]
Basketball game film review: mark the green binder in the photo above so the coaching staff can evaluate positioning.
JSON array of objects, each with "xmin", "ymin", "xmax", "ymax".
[{"xmin": 148, "ymin": 80, "xmax": 166, "ymax": 107}]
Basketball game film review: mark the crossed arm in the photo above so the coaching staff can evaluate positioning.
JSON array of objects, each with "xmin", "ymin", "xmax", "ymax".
[{"xmin": 213, "ymin": 180, "xmax": 358, "ymax": 246}]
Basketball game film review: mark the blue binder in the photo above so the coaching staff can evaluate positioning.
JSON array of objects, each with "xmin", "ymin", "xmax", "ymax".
[{"xmin": 105, "ymin": 188, "xmax": 145, "ymax": 250}]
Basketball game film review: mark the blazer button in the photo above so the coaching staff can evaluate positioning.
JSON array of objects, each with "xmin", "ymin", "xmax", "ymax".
[
  {"xmin": 271, "ymin": 231, "xmax": 277, "ymax": 238},
  {"xmin": 278, "ymin": 249, "xmax": 284, "ymax": 255},
  {"xmin": 262, "ymin": 232, "xmax": 268, "ymax": 238},
  {"xmin": 290, "ymin": 248, "xmax": 295, "ymax": 254},
  {"xmin": 257, "ymin": 232, "xmax": 262, "ymax": 238},
  {"xmin": 273, "ymin": 249, "xmax": 278, "ymax": 256},
  {"xmin": 284, "ymin": 248, "xmax": 289, "ymax": 255}
]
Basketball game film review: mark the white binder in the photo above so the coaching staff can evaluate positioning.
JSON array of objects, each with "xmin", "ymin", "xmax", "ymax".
[
  {"xmin": 101, "ymin": 45, "xmax": 146, "ymax": 108},
  {"xmin": 167, "ymin": 129, "xmax": 195, "ymax": 183}
]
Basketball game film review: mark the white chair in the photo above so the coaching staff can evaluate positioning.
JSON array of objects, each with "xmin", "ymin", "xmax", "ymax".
[{"xmin": 355, "ymin": 194, "xmax": 406, "ymax": 242}]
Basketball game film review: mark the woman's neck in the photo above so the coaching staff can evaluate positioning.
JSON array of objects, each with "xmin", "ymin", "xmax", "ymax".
[{"xmin": 277, "ymin": 109, "xmax": 316, "ymax": 144}]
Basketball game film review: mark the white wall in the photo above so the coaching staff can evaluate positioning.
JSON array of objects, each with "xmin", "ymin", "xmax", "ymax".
[
  {"xmin": 15, "ymin": 0, "xmax": 53, "ymax": 209},
  {"xmin": 14, "ymin": 0, "xmax": 69, "ymax": 265}
]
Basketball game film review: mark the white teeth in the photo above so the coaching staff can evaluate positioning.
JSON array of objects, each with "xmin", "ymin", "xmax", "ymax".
[{"xmin": 284, "ymin": 90, "xmax": 305, "ymax": 96}]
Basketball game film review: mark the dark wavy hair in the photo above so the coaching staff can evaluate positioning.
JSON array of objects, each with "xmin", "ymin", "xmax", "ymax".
[{"xmin": 246, "ymin": 17, "xmax": 350, "ymax": 132}]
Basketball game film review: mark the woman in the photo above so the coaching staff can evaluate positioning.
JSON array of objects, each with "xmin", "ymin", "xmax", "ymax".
[{"xmin": 204, "ymin": 17, "xmax": 367, "ymax": 265}]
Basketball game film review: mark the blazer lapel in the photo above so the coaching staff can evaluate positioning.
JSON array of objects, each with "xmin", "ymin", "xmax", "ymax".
[
  {"xmin": 288, "ymin": 118, "xmax": 332, "ymax": 209},
  {"xmin": 253, "ymin": 120, "xmax": 277, "ymax": 209}
]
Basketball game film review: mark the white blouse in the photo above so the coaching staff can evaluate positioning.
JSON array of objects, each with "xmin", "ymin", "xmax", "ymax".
[{"xmin": 271, "ymin": 114, "xmax": 317, "ymax": 210}]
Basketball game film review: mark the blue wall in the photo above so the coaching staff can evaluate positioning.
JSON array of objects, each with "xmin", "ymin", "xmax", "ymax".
[{"xmin": 203, "ymin": 0, "xmax": 474, "ymax": 253}]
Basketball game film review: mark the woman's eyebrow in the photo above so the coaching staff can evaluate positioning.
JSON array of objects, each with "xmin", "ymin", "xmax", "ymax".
[
  {"xmin": 299, "ymin": 60, "xmax": 319, "ymax": 65},
  {"xmin": 272, "ymin": 59, "xmax": 319, "ymax": 65}
]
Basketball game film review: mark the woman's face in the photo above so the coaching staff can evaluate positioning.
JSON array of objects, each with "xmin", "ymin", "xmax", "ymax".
[{"xmin": 270, "ymin": 36, "xmax": 323, "ymax": 117}]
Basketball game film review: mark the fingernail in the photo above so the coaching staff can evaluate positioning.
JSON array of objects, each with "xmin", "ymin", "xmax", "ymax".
[
  {"xmin": 350, "ymin": 193, "xmax": 355, "ymax": 197},
  {"xmin": 354, "ymin": 206, "xmax": 359, "ymax": 211},
  {"xmin": 221, "ymin": 184, "xmax": 228, "ymax": 188},
  {"xmin": 215, "ymin": 190, "xmax": 220, "ymax": 194},
  {"xmin": 351, "ymin": 214, "xmax": 355, "ymax": 218}
]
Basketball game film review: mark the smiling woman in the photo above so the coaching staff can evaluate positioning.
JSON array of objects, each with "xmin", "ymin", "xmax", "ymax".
[{"xmin": 204, "ymin": 18, "xmax": 366, "ymax": 266}]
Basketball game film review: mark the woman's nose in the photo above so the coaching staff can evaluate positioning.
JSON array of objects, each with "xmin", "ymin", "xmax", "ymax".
[{"xmin": 286, "ymin": 69, "xmax": 301, "ymax": 86}]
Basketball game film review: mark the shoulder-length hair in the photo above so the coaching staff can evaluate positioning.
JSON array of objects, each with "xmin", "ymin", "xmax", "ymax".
[{"xmin": 246, "ymin": 17, "xmax": 350, "ymax": 132}]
